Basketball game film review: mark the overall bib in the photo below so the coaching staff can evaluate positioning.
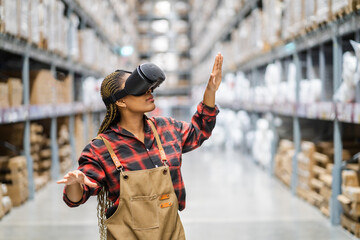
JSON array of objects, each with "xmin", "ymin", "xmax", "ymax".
[{"xmin": 97, "ymin": 120, "xmax": 186, "ymax": 240}]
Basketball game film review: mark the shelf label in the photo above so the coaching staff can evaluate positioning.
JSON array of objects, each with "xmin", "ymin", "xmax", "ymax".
[
  {"xmin": 307, "ymin": 103, "xmax": 318, "ymax": 119},
  {"xmin": 318, "ymin": 102, "xmax": 335, "ymax": 120},
  {"xmin": 336, "ymin": 103, "xmax": 353, "ymax": 123},
  {"xmin": 354, "ymin": 104, "xmax": 360, "ymax": 124},
  {"xmin": 297, "ymin": 103, "xmax": 307, "ymax": 118}
]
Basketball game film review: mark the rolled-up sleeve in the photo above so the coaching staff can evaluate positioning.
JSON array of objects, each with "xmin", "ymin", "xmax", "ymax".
[
  {"xmin": 63, "ymin": 143, "xmax": 104, "ymax": 207},
  {"xmin": 174, "ymin": 101, "xmax": 219, "ymax": 153}
]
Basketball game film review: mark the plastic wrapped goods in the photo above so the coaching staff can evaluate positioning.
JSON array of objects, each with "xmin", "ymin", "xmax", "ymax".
[
  {"xmin": 317, "ymin": 0, "xmax": 331, "ymax": 23},
  {"xmin": 69, "ymin": 14, "xmax": 80, "ymax": 60},
  {"xmin": 19, "ymin": 0, "xmax": 30, "ymax": 39},
  {"xmin": 30, "ymin": 0, "xmax": 40, "ymax": 44},
  {"xmin": 252, "ymin": 118, "xmax": 274, "ymax": 169},
  {"xmin": 3, "ymin": 0, "xmax": 17, "ymax": 35},
  {"xmin": 334, "ymin": 44, "xmax": 360, "ymax": 103}
]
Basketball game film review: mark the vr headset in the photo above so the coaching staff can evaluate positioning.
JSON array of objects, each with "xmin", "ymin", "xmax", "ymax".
[{"xmin": 103, "ymin": 63, "xmax": 166, "ymax": 106}]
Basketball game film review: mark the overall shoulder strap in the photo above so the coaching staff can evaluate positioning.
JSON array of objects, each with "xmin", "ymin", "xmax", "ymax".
[
  {"xmin": 94, "ymin": 136, "xmax": 122, "ymax": 170},
  {"xmin": 147, "ymin": 119, "xmax": 167, "ymax": 162}
]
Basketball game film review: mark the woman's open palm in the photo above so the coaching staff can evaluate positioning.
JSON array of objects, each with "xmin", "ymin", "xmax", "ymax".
[
  {"xmin": 207, "ymin": 53, "xmax": 223, "ymax": 92},
  {"xmin": 57, "ymin": 170, "xmax": 97, "ymax": 188}
]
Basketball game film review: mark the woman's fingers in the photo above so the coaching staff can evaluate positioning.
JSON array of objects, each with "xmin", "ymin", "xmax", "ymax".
[
  {"xmin": 56, "ymin": 179, "xmax": 68, "ymax": 184},
  {"xmin": 84, "ymin": 176, "xmax": 98, "ymax": 188},
  {"xmin": 57, "ymin": 170, "xmax": 93, "ymax": 187}
]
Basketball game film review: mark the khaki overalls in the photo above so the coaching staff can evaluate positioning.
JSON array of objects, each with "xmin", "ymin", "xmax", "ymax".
[{"xmin": 97, "ymin": 120, "xmax": 186, "ymax": 240}]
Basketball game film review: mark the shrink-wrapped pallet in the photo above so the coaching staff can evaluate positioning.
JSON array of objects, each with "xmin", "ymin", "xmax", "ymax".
[{"xmin": 29, "ymin": 0, "xmax": 40, "ymax": 44}]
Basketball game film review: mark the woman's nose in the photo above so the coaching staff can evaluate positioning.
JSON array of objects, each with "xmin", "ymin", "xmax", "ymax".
[{"xmin": 145, "ymin": 89, "xmax": 153, "ymax": 94}]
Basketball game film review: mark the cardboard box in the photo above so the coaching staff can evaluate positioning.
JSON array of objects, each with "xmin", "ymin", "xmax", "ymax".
[
  {"xmin": 302, "ymin": 141, "xmax": 316, "ymax": 157},
  {"xmin": 326, "ymin": 163, "xmax": 334, "ymax": 174},
  {"xmin": 30, "ymin": 70, "xmax": 57, "ymax": 105},
  {"xmin": 296, "ymin": 186, "xmax": 309, "ymax": 199},
  {"xmin": 39, "ymin": 149, "xmax": 51, "ymax": 159},
  {"xmin": 320, "ymin": 206, "xmax": 330, "ymax": 217},
  {"xmin": 343, "ymin": 186, "xmax": 360, "ymax": 202},
  {"xmin": 320, "ymin": 186, "xmax": 332, "ymax": 200},
  {"xmin": 313, "ymin": 165, "xmax": 326, "ymax": 177},
  {"xmin": 320, "ymin": 173, "xmax": 332, "ymax": 187},
  {"xmin": 8, "ymin": 78, "xmax": 23, "ymax": 107},
  {"xmin": 6, "ymin": 184, "xmax": 28, "ymax": 206},
  {"xmin": 313, "ymin": 152, "xmax": 330, "ymax": 165},
  {"xmin": 0, "ymin": 81, "xmax": 9, "ymax": 108},
  {"xmin": 307, "ymin": 190, "xmax": 325, "ymax": 206},
  {"xmin": 343, "ymin": 170, "xmax": 360, "ymax": 187},
  {"xmin": 311, "ymin": 178, "xmax": 325, "ymax": 190}
]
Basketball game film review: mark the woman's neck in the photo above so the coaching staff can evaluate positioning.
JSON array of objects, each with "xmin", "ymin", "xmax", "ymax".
[{"xmin": 118, "ymin": 113, "xmax": 145, "ymax": 141}]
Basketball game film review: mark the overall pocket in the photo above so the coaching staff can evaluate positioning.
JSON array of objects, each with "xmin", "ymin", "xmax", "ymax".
[{"xmin": 130, "ymin": 195, "xmax": 159, "ymax": 230}]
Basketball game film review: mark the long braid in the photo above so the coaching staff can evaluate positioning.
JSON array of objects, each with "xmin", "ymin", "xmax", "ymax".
[{"xmin": 97, "ymin": 71, "xmax": 127, "ymax": 240}]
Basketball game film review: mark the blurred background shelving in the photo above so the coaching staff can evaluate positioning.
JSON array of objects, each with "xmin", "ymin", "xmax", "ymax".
[
  {"xmin": 1, "ymin": 0, "xmax": 360, "ymax": 238},
  {"xmin": 189, "ymin": 0, "xmax": 360, "ymax": 235}
]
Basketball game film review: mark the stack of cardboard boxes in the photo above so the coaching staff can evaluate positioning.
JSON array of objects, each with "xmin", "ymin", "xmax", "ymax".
[
  {"xmin": 338, "ymin": 168, "xmax": 360, "ymax": 238},
  {"xmin": 31, "ymin": 123, "xmax": 51, "ymax": 191},
  {"xmin": 0, "ymin": 156, "xmax": 28, "ymax": 207},
  {"xmin": 0, "ymin": 77, "xmax": 23, "ymax": 108},
  {"xmin": 306, "ymin": 144, "xmax": 334, "ymax": 217},
  {"xmin": 275, "ymin": 139, "xmax": 294, "ymax": 187},
  {"xmin": 275, "ymin": 139, "xmax": 360, "ymax": 218},
  {"xmin": 75, "ymin": 115, "xmax": 85, "ymax": 159},
  {"xmin": 296, "ymin": 141, "xmax": 316, "ymax": 202},
  {"xmin": 30, "ymin": 70, "xmax": 73, "ymax": 105},
  {"xmin": 58, "ymin": 123, "xmax": 72, "ymax": 174}
]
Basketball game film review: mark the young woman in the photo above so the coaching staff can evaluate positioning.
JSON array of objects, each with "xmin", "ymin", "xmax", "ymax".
[{"xmin": 57, "ymin": 53, "xmax": 223, "ymax": 240}]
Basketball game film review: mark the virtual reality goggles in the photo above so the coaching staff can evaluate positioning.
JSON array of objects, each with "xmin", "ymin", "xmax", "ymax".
[{"xmin": 103, "ymin": 63, "xmax": 166, "ymax": 106}]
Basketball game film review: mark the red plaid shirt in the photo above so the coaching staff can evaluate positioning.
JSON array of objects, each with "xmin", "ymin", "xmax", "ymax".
[{"xmin": 63, "ymin": 102, "xmax": 219, "ymax": 213}]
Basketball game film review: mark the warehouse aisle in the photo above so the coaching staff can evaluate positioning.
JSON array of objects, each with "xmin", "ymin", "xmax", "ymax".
[{"xmin": 0, "ymin": 148, "xmax": 354, "ymax": 240}]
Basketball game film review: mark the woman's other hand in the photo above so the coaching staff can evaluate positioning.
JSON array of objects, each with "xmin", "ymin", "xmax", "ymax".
[{"xmin": 57, "ymin": 170, "xmax": 97, "ymax": 188}]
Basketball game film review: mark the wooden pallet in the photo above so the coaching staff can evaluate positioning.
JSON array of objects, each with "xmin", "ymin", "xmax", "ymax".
[
  {"xmin": 331, "ymin": 5, "xmax": 352, "ymax": 21},
  {"xmin": 304, "ymin": 20, "xmax": 328, "ymax": 34},
  {"xmin": 341, "ymin": 214, "xmax": 360, "ymax": 238}
]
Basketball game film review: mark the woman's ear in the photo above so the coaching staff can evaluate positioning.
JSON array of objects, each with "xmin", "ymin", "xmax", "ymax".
[{"xmin": 115, "ymin": 99, "xmax": 126, "ymax": 108}]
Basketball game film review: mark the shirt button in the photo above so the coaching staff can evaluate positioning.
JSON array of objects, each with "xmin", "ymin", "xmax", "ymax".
[{"xmin": 146, "ymin": 148, "xmax": 150, "ymax": 152}]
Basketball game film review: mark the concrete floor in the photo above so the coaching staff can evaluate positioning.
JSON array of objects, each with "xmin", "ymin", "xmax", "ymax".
[{"xmin": 0, "ymin": 148, "xmax": 356, "ymax": 240}]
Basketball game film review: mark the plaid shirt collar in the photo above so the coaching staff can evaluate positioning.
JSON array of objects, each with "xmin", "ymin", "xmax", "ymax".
[{"xmin": 109, "ymin": 115, "xmax": 152, "ymax": 136}]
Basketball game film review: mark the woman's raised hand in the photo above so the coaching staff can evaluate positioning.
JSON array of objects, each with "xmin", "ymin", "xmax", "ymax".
[
  {"xmin": 207, "ymin": 53, "xmax": 223, "ymax": 92},
  {"xmin": 56, "ymin": 170, "xmax": 97, "ymax": 188}
]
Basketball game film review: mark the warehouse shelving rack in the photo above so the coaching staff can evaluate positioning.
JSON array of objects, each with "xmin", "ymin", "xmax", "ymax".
[
  {"xmin": 137, "ymin": 0, "xmax": 192, "ymax": 97},
  {"xmin": 191, "ymin": 0, "xmax": 360, "ymax": 226},
  {"xmin": 0, "ymin": 0, "xmax": 138, "ymax": 200},
  {"xmin": 192, "ymin": 0, "xmax": 257, "ymax": 67}
]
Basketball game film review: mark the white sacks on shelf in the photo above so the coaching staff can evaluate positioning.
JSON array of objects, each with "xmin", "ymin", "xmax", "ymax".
[
  {"xmin": 30, "ymin": 0, "xmax": 40, "ymax": 44},
  {"xmin": 203, "ymin": 109, "xmax": 251, "ymax": 150},
  {"xmin": 300, "ymin": 79, "xmax": 322, "ymax": 104},
  {"xmin": 82, "ymin": 77, "xmax": 102, "ymax": 106},
  {"xmin": 264, "ymin": 62, "xmax": 282, "ymax": 104},
  {"xmin": 3, "ymin": 0, "xmax": 17, "ymax": 36},
  {"xmin": 251, "ymin": 118, "xmax": 274, "ymax": 169},
  {"xmin": 334, "ymin": 41, "xmax": 360, "ymax": 103}
]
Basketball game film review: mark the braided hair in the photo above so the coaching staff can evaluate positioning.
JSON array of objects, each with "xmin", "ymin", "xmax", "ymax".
[
  {"xmin": 98, "ymin": 71, "xmax": 128, "ymax": 134},
  {"xmin": 97, "ymin": 70, "xmax": 128, "ymax": 240}
]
